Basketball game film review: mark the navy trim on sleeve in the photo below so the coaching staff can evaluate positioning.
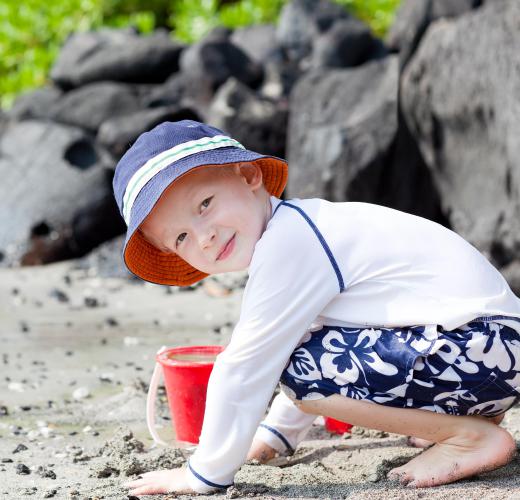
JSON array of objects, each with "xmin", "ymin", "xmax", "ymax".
[
  {"xmin": 259, "ymin": 423, "xmax": 295, "ymax": 454},
  {"xmin": 274, "ymin": 201, "xmax": 345, "ymax": 293},
  {"xmin": 187, "ymin": 461, "xmax": 233, "ymax": 489},
  {"xmin": 472, "ymin": 315, "xmax": 520, "ymax": 324}
]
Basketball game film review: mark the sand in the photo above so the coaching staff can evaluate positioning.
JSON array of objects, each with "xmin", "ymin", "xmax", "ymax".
[{"xmin": 2, "ymin": 260, "xmax": 520, "ymax": 499}]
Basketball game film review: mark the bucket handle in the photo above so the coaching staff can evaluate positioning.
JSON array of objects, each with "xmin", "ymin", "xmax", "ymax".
[{"xmin": 146, "ymin": 345, "xmax": 170, "ymax": 447}]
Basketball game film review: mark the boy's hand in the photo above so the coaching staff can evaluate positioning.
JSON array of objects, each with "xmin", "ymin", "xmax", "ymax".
[
  {"xmin": 124, "ymin": 467, "xmax": 194, "ymax": 496},
  {"xmin": 246, "ymin": 438, "xmax": 278, "ymax": 463}
]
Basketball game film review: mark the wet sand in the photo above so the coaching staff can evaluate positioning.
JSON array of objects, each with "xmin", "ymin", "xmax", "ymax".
[{"xmin": 2, "ymin": 260, "xmax": 520, "ymax": 499}]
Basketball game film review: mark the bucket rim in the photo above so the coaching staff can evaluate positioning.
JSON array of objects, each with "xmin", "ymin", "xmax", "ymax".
[{"xmin": 156, "ymin": 345, "xmax": 224, "ymax": 367}]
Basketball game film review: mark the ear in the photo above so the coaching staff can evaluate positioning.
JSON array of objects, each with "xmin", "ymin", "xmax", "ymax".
[{"xmin": 237, "ymin": 163, "xmax": 263, "ymax": 191}]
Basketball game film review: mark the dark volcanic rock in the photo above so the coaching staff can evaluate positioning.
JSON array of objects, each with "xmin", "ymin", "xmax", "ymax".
[
  {"xmin": 48, "ymin": 82, "xmax": 140, "ymax": 133},
  {"xmin": 377, "ymin": 111, "xmax": 447, "ymax": 224},
  {"xmin": 179, "ymin": 34, "xmax": 264, "ymax": 95},
  {"xmin": 0, "ymin": 121, "xmax": 108, "ymax": 265},
  {"xmin": 386, "ymin": 0, "xmax": 482, "ymax": 69},
  {"xmin": 230, "ymin": 24, "xmax": 279, "ymax": 64},
  {"xmin": 287, "ymin": 56, "xmax": 398, "ymax": 202},
  {"xmin": 277, "ymin": 0, "xmax": 348, "ymax": 63},
  {"xmin": 140, "ymin": 72, "xmax": 216, "ymax": 117},
  {"xmin": 208, "ymin": 78, "xmax": 288, "ymax": 159},
  {"xmin": 51, "ymin": 28, "xmax": 184, "ymax": 88},
  {"xmin": 311, "ymin": 17, "xmax": 387, "ymax": 69},
  {"xmin": 98, "ymin": 106, "xmax": 200, "ymax": 157},
  {"xmin": 8, "ymin": 86, "xmax": 63, "ymax": 121},
  {"xmin": 501, "ymin": 260, "xmax": 520, "ymax": 297},
  {"xmin": 70, "ymin": 189, "xmax": 126, "ymax": 258},
  {"xmin": 401, "ymin": 0, "xmax": 520, "ymax": 262}
]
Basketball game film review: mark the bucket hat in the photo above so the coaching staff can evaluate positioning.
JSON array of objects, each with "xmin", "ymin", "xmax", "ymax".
[{"xmin": 113, "ymin": 120, "xmax": 288, "ymax": 286}]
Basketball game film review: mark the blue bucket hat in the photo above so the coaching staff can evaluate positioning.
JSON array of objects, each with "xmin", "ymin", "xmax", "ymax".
[{"xmin": 113, "ymin": 120, "xmax": 288, "ymax": 286}]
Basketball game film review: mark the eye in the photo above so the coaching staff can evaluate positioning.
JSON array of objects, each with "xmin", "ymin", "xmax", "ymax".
[
  {"xmin": 176, "ymin": 233, "xmax": 186, "ymax": 247},
  {"xmin": 201, "ymin": 197, "xmax": 212, "ymax": 210}
]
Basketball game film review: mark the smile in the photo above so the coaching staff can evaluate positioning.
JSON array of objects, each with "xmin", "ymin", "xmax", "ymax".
[{"xmin": 217, "ymin": 234, "xmax": 236, "ymax": 261}]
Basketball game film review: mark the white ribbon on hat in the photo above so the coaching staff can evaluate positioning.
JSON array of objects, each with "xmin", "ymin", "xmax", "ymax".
[{"xmin": 122, "ymin": 135, "xmax": 245, "ymax": 225}]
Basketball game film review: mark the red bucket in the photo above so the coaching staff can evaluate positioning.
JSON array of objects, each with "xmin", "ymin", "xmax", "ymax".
[
  {"xmin": 324, "ymin": 416, "xmax": 353, "ymax": 435},
  {"xmin": 147, "ymin": 345, "xmax": 224, "ymax": 445}
]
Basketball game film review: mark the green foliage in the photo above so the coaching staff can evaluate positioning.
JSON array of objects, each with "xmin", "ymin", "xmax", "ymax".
[
  {"xmin": 168, "ymin": 0, "xmax": 400, "ymax": 43},
  {"xmin": 334, "ymin": 0, "xmax": 402, "ymax": 37},
  {"xmin": 0, "ymin": 0, "xmax": 157, "ymax": 109},
  {"xmin": 169, "ymin": 0, "xmax": 287, "ymax": 43},
  {"xmin": 1, "ymin": 0, "xmax": 401, "ymax": 109}
]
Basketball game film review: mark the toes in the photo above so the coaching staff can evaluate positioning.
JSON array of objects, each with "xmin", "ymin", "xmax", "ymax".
[{"xmin": 387, "ymin": 467, "xmax": 414, "ymax": 486}]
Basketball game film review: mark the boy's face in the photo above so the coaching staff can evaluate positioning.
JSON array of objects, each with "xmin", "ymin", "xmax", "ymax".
[{"xmin": 139, "ymin": 163, "xmax": 272, "ymax": 276}]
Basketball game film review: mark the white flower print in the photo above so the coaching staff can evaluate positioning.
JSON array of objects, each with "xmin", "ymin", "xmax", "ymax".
[
  {"xmin": 431, "ymin": 338, "xmax": 461, "ymax": 364},
  {"xmin": 465, "ymin": 325, "xmax": 512, "ymax": 372},
  {"xmin": 319, "ymin": 328, "xmax": 398, "ymax": 386},
  {"xmin": 340, "ymin": 384, "xmax": 370, "ymax": 400},
  {"xmin": 465, "ymin": 395, "xmax": 518, "ymax": 416},
  {"xmin": 286, "ymin": 347, "xmax": 322, "ymax": 381}
]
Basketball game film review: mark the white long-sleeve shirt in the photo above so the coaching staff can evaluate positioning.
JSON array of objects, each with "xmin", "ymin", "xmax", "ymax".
[{"xmin": 186, "ymin": 196, "xmax": 520, "ymax": 492}]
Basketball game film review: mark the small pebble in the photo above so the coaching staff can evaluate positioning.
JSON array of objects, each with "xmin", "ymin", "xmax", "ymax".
[
  {"xmin": 0, "ymin": 406, "xmax": 8, "ymax": 416},
  {"xmin": 84, "ymin": 297, "xmax": 99, "ymax": 308},
  {"xmin": 40, "ymin": 427, "xmax": 55, "ymax": 438},
  {"xmin": 16, "ymin": 463, "xmax": 31, "ymax": 475},
  {"xmin": 43, "ymin": 489, "xmax": 58, "ymax": 498},
  {"xmin": 13, "ymin": 444, "xmax": 28, "ymax": 454},
  {"xmin": 37, "ymin": 466, "xmax": 56, "ymax": 479},
  {"xmin": 2, "ymin": 458, "xmax": 13, "ymax": 463},
  {"xmin": 8, "ymin": 382, "xmax": 25, "ymax": 392},
  {"xmin": 27, "ymin": 430, "xmax": 40, "ymax": 441},
  {"xmin": 19, "ymin": 321, "xmax": 30, "ymax": 333},
  {"xmin": 99, "ymin": 373, "xmax": 114, "ymax": 383},
  {"xmin": 123, "ymin": 337, "xmax": 140, "ymax": 346},
  {"xmin": 105, "ymin": 317, "xmax": 118, "ymax": 327},
  {"xmin": 72, "ymin": 387, "xmax": 90, "ymax": 400},
  {"xmin": 20, "ymin": 486, "xmax": 37, "ymax": 495},
  {"xmin": 49, "ymin": 288, "xmax": 69, "ymax": 303}
]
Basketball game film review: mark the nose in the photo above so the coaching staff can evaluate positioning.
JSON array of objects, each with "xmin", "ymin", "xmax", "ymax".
[{"xmin": 195, "ymin": 222, "xmax": 216, "ymax": 250}]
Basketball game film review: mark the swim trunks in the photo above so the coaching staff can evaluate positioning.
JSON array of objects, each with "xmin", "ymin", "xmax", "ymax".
[{"xmin": 280, "ymin": 318, "xmax": 520, "ymax": 417}]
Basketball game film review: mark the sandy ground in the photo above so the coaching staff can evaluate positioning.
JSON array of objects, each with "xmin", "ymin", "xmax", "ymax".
[{"xmin": 2, "ymin": 260, "xmax": 520, "ymax": 500}]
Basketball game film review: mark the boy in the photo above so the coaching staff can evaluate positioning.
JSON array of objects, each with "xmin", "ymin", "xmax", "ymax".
[{"xmin": 113, "ymin": 120, "xmax": 520, "ymax": 496}]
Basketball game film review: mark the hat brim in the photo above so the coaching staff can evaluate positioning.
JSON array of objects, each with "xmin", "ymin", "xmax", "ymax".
[{"xmin": 123, "ymin": 149, "xmax": 287, "ymax": 286}]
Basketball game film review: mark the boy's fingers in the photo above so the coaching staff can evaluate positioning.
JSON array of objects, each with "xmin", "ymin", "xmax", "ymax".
[{"xmin": 130, "ymin": 485, "xmax": 167, "ymax": 495}]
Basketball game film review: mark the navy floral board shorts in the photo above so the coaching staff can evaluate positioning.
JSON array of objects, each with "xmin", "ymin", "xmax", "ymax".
[{"xmin": 280, "ymin": 318, "xmax": 520, "ymax": 417}]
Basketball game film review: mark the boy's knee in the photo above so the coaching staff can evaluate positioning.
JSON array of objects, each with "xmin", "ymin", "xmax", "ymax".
[{"xmin": 292, "ymin": 398, "xmax": 322, "ymax": 415}]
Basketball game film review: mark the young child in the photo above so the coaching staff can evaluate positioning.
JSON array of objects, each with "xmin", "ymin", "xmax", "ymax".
[{"xmin": 113, "ymin": 120, "xmax": 520, "ymax": 496}]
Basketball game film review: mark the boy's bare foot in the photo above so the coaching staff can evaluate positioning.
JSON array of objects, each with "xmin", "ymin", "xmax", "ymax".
[
  {"xmin": 388, "ymin": 420, "xmax": 516, "ymax": 487},
  {"xmin": 406, "ymin": 413, "xmax": 505, "ymax": 449}
]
